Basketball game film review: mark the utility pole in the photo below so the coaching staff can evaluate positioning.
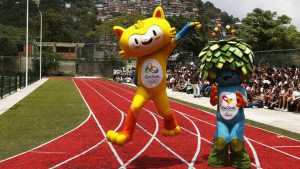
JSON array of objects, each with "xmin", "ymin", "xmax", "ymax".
[{"xmin": 25, "ymin": 0, "xmax": 29, "ymax": 86}]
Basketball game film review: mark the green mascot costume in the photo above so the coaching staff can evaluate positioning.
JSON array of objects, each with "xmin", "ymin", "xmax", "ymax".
[{"xmin": 199, "ymin": 37, "xmax": 254, "ymax": 169}]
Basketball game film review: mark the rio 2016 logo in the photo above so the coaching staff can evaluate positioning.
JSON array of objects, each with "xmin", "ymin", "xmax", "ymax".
[
  {"xmin": 141, "ymin": 59, "xmax": 163, "ymax": 88},
  {"xmin": 145, "ymin": 63, "xmax": 159, "ymax": 74},
  {"xmin": 222, "ymin": 95, "xmax": 233, "ymax": 105},
  {"xmin": 219, "ymin": 92, "xmax": 238, "ymax": 120}
]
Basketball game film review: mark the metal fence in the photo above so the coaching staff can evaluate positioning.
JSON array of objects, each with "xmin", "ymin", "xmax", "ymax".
[
  {"xmin": 254, "ymin": 49, "xmax": 300, "ymax": 67},
  {"xmin": 0, "ymin": 71, "xmax": 39, "ymax": 99}
]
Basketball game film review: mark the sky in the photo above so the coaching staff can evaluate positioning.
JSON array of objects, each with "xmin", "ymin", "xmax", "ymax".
[{"xmin": 203, "ymin": 0, "xmax": 300, "ymax": 31}]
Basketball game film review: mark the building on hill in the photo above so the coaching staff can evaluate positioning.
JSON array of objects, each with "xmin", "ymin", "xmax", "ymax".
[{"xmin": 35, "ymin": 42, "xmax": 85, "ymax": 59}]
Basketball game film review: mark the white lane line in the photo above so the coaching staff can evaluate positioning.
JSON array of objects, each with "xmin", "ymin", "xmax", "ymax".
[
  {"xmin": 88, "ymin": 79, "xmax": 190, "ymax": 167},
  {"xmin": 81, "ymin": 79, "xmax": 161, "ymax": 168},
  {"xmin": 245, "ymin": 137, "xmax": 262, "ymax": 169},
  {"xmin": 50, "ymin": 139, "xmax": 105, "ymax": 169},
  {"xmin": 73, "ymin": 79, "xmax": 125, "ymax": 168},
  {"xmin": 31, "ymin": 151, "xmax": 65, "ymax": 154},
  {"xmin": 98, "ymin": 79, "xmax": 261, "ymax": 168},
  {"xmin": 272, "ymin": 146, "xmax": 300, "ymax": 148},
  {"xmin": 0, "ymin": 112, "xmax": 92, "ymax": 163},
  {"xmin": 172, "ymin": 109, "xmax": 201, "ymax": 169},
  {"xmin": 50, "ymin": 80, "xmax": 125, "ymax": 168},
  {"xmin": 248, "ymin": 138, "xmax": 300, "ymax": 160},
  {"xmin": 92, "ymin": 79, "xmax": 201, "ymax": 168},
  {"xmin": 106, "ymin": 79, "xmax": 300, "ymax": 143}
]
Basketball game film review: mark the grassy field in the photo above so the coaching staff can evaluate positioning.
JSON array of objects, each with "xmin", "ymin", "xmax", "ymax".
[{"xmin": 0, "ymin": 79, "xmax": 89, "ymax": 160}]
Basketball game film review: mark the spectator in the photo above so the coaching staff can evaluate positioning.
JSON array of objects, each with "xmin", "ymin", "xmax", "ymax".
[
  {"xmin": 252, "ymin": 88, "xmax": 264, "ymax": 108},
  {"xmin": 265, "ymin": 88, "xmax": 280, "ymax": 109},
  {"xmin": 278, "ymin": 87, "xmax": 294, "ymax": 111},
  {"xmin": 190, "ymin": 69, "xmax": 200, "ymax": 97},
  {"xmin": 288, "ymin": 83, "xmax": 300, "ymax": 112}
]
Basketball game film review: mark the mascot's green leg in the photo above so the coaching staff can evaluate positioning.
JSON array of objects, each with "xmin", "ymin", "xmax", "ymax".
[
  {"xmin": 208, "ymin": 137, "xmax": 229, "ymax": 167},
  {"xmin": 230, "ymin": 139, "xmax": 251, "ymax": 169}
]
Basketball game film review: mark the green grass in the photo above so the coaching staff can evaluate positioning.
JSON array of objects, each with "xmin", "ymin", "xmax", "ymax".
[
  {"xmin": 119, "ymin": 81, "xmax": 300, "ymax": 141},
  {"xmin": 0, "ymin": 79, "xmax": 89, "ymax": 160}
]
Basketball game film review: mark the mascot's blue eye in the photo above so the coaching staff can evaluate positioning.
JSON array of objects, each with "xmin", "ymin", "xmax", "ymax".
[{"xmin": 134, "ymin": 38, "xmax": 138, "ymax": 45}]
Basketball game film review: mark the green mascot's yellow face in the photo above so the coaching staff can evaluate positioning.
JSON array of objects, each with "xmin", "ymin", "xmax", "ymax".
[{"xmin": 113, "ymin": 6, "xmax": 174, "ymax": 58}]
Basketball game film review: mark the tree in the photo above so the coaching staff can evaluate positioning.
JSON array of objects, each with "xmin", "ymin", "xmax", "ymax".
[
  {"xmin": 0, "ymin": 37, "xmax": 18, "ymax": 56},
  {"xmin": 33, "ymin": 52, "xmax": 60, "ymax": 76},
  {"xmin": 42, "ymin": 9, "xmax": 79, "ymax": 42},
  {"xmin": 95, "ymin": 14, "xmax": 146, "ymax": 38},
  {"xmin": 167, "ymin": 16, "xmax": 208, "ymax": 57},
  {"xmin": 239, "ymin": 8, "xmax": 300, "ymax": 50}
]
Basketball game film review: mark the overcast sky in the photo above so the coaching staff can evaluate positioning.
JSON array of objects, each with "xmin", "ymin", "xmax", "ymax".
[{"xmin": 203, "ymin": 0, "xmax": 300, "ymax": 31}]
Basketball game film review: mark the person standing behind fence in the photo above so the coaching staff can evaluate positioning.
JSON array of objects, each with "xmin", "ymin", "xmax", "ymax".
[
  {"xmin": 113, "ymin": 68, "xmax": 117, "ymax": 81},
  {"xmin": 190, "ymin": 69, "xmax": 200, "ymax": 98}
]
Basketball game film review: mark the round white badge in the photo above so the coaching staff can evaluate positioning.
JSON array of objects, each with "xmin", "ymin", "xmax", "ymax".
[
  {"xmin": 141, "ymin": 59, "xmax": 163, "ymax": 88},
  {"xmin": 219, "ymin": 92, "xmax": 239, "ymax": 120}
]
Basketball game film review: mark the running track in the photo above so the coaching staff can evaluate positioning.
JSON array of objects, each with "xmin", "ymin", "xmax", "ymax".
[{"xmin": 0, "ymin": 78, "xmax": 300, "ymax": 169}]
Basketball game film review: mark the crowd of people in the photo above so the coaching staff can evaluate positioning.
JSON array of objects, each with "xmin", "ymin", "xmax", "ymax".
[
  {"xmin": 114, "ymin": 63, "xmax": 300, "ymax": 113},
  {"xmin": 166, "ymin": 64, "xmax": 210, "ymax": 97},
  {"xmin": 112, "ymin": 67, "xmax": 135, "ymax": 83},
  {"xmin": 166, "ymin": 63, "xmax": 300, "ymax": 113},
  {"xmin": 242, "ymin": 64, "xmax": 300, "ymax": 113}
]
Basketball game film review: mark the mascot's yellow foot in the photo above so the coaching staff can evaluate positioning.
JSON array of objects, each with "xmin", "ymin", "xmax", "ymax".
[
  {"xmin": 106, "ymin": 130, "xmax": 129, "ymax": 146},
  {"xmin": 162, "ymin": 126, "xmax": 181, "ymax": 136}
]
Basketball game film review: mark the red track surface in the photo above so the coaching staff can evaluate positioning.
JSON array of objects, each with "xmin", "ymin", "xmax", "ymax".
[{"xmin": 1, "ymin": 78, "xmax": 300, "ymax": 169}]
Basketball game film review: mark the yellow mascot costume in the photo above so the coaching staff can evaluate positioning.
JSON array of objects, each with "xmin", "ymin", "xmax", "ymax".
[{"xmin": 106, "ymin": 6, "xmax": 201, "ymax": 146}]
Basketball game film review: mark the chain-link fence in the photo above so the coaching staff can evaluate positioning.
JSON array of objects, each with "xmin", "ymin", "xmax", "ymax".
[{"xmin": 254, "ymin": 49, "xmax": 300, "ymax": 67}]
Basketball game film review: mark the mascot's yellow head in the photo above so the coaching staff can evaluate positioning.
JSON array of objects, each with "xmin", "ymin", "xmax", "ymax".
[{"xmin": 113, "ymin": 6, "xmax": 175, "ymax": 58}]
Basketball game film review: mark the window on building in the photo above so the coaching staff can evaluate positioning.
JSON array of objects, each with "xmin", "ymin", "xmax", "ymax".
[
  {"xmin": 57, "ymin": 47, "xmax": 75, "ymax": 53},
  {"xmin": 17, "ymin": 45, "xmax": 24, "ymax": 52}
]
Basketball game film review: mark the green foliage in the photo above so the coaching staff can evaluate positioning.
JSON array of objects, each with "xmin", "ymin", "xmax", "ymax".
[
  {"xmin": 95, "ymin": 14, "xmax": 146, "ymax": 37},
  {"xmin": 0, "ymin": 37, "xmax": 18, "ymax": 56},
  {"xmin": 41, "ymin": 9, "xmax": 78, "ymax": 42},
  {"xmin": 33, "ymin": 52, "xmax": 61, "ymax": 76},
  {"xmin": 0, "ymin": 0, "xmax": 39, "ymax": 27},
  {"xmin": 199, "ymin": 37, "xmax": 254, "ymax": 80},
  {"xmin": 239, "ymin": 8, "xmax": 300, "ymax": 50}
]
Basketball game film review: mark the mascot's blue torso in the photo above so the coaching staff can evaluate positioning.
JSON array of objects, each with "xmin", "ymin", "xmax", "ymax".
[
  {"xmin": 214, "ymin": 69, "xmax": 247, "ymax": 141},
  {"xmin": 217, "ymin": 85, "xmax": 245, "ymax": 126}
]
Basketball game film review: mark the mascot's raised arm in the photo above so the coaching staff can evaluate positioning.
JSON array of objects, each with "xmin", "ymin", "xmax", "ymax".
[
  {"xmin": 199, "ymin": 36, "xmax": 254, "ymax": 169},
  {"xmin": 106, "ymin": 6, "xmax": 201, "ymax": 146}
]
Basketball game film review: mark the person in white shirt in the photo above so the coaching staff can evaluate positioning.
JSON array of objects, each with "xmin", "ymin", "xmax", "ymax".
[{"xmin": 288, "ymin": 83, "xmax": 300, "ymax": 113}]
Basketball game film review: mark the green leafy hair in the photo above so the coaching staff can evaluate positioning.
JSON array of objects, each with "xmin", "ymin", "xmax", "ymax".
[{"xmin": 198, "ymin": 37, "xmax": 254, "ymax": 81}]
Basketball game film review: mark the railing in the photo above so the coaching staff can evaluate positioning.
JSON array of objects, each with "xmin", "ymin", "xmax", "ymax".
[{"xmin": 0, "ymin": 71, "xmax": 39, "ymax": 99}]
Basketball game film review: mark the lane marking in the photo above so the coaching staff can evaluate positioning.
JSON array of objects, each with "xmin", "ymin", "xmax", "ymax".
[
  {"xmin": 0, "ymin": 112, "xmax": 92, "ymax": 163},
  {"xmin": 98, "ymin": 79, "xmax": 262, "ymax": 168},
  {"xmin": 50, "ymin": 139, "xmax": 105, "ymax": 168},
  {"xmin": 245, "ymin": 137, "xmax": 262, "ymax": 169},
  {"xmin": 72, "ymin": 79, "xmax": 125, "ymax": 167},
  {"xmin": 106, "ymin": 79, "xmax": 300, "ymax": 143},
  {"xmin": 88, "ymin": 79, "xmax": 190, "ymax": 167},
  {"xmin": 248, "ymin": 138, "xmax": 300, "ymax": 161},
  {"xmin": 51, "ymin": 79, "xmax": 125, "ymax": 168},
  {"xmin": 31, "ymin": 151, "xmax": 65, "ymax": 154},
  {"xmin": 80, "ymin": 79, "xmax": 160, "ymax": 168},
  {"xmin": 91, "ymin": 79, "xmax": 202, "ymax": 168},
  {"xmin": 272, "ymin": 146, "xmax": 300, "ymax": 148}
]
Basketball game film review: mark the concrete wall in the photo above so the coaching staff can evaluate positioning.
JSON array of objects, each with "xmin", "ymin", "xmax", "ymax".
[
  {"xmin": 76, "ymin": 60, "xmax": 125, "ymax": 77},
  {"xmin": 59, "ymin": 60, "xmax": 76, "ymax": 75}
]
